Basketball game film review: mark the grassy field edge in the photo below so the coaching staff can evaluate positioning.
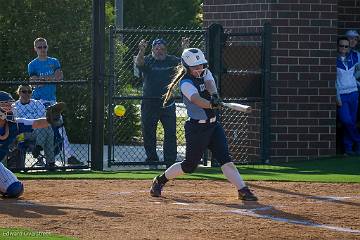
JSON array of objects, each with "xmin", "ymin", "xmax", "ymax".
[{"xmin": 15, "ymin": 157, "xmax": 360, "ymax": 183}]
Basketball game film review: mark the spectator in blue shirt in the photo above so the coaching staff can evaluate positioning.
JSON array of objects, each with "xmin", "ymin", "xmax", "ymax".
[{"xmin": 28, "ymin": 37, "xmax": 82, "ymax": 165}]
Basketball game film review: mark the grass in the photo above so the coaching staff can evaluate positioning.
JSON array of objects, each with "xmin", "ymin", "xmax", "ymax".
[
  {"xmin": 16, "ymin": 156, "xmax": 360, "ymax": 183},
  {"xmin": 0, "ymin": 228, "xmax": 74, "ymax": 240}
]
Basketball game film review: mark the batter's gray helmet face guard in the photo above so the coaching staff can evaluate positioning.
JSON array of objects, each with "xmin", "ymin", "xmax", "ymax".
[
  {"xmin": 0, "ymin": 91, "xmax": 15, "ymax": 122},
  {"xmin": 181, "ymin": 48, "xmax": 208, "ymax": 68}
]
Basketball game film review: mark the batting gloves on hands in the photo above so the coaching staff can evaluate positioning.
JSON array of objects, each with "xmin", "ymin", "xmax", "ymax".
[
  {"xmin": 210, "ymin": 93, "xmax": 222, "ymax": 109},
  {"xmin": 46, "ymin": 102, "xmax": 65, "ymax": 127}
]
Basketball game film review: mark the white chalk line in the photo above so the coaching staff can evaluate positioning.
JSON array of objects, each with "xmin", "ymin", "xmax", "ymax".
[
  {"xmin": 153, "ymin": 199, "xmax": 360, "ymax": 235},
  {"xmin": 311, "ymin": 195, "xmax": 360, "ymax": 201},
  {"xmin": 228, "ymin": 208, "xmax": 360, "ymax": 234},
  {"xmin": 172, "ymin": 202, "xmax": 190, "ymax": 206}
]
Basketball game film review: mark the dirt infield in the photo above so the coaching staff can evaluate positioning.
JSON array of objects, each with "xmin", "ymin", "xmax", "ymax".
[{"xmin": 1, "ymin": 180, "xmax": 360, "ymax": 240}]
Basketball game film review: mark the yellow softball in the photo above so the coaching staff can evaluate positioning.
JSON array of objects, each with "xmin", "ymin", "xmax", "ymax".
[{"xmin": 114, "ymin": 104, "xmax": 126, "ymax": 117}]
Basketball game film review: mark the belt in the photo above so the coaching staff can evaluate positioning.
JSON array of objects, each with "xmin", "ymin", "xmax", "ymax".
[{"xmin": 189, "ymin": 116, "xmax": 216, "ymax": 124}]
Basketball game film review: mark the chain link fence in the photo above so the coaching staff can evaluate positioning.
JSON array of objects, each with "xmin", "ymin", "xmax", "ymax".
[
  {"xmin": 107, "ymin": 24, "xmax": 271, "ymax": 167},
  {"xmin": 1, "ymin": 22, "xmax": 270, "ymax": 171},
  {"xmin": 220, "ymin": 32, "xmax": 264, "ymax": 164},
  {"xmin": 0, "ymin": 80, "xmax": 91, "ymax": 172},
  {"xmin": 1, "ymin": 2, "xmax": 93, "ymax": 171},
  {"xmin": 107, "ymin": 27, "xmax": 205, "ymax": 168}
]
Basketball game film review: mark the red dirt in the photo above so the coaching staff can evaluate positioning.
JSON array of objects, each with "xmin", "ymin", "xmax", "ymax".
[{"xmin": 1, "ymin": 180, "xmax": 360, "ymax": 240}]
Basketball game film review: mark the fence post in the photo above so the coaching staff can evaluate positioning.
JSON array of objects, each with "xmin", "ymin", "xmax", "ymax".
[
  {"xmin": 91, "ymin": 0, "xmax": 105, "ymax": 170},
  {"xmin": 261, "ymin": 22, "xmax": 272, "ymax": 164},
  {"xmin": 207, "ymin": 23, "xmax": 225, "ymax": 167},
  {"xmin": 107, "ymin": 26, "xmax": 115, "ymax": 168},
  {"xmin": 207, "ymin": 23, "xmax": 225, "ymax": 91}
]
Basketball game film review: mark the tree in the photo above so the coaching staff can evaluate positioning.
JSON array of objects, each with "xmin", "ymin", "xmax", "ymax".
[
  {"xmin": 0, "ymin": 0, "xmax": 202, "ymax": 144},
  {"xmin": 123, "ymin": 0, "xmax": 202, "ymax": 27}
]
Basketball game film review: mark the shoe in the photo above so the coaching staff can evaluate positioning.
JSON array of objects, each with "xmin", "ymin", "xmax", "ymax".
[
  {"xmin": 46, "ymin": 162, "xmax": 56, "ymax": 171},
  {"xmin": 150, "ymin": 176, "xmax": 164, "ymax": 197},
  {"xmin": 34, "ymin": 158, "xmax": 46, "ymax": 167},
  {"xmin": 67, "ymin": 156, "xmax": 82, "ymax": 165},
  {"xmin": 32, "ymin": 145, "xmax": 43, "ymax": 158},
  {"xmin": 238, "ymin": 187, "xmax": 258, "ymax": 201}
]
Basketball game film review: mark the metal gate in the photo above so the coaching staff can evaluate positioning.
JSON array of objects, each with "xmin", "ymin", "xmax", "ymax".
[{"xmin": 107, "ymin": 23, "xmax": 271, "ymax": 168}]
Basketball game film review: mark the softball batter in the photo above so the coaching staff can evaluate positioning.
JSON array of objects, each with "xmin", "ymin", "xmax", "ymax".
[{"xmin": 150, "ymin": 48, "xmax": 257, "ymax": 201}]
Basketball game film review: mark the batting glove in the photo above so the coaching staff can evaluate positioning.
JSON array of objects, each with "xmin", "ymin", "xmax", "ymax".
[{"xmin": 210, "ymin": 93, "xmax": 222, "ymax": 109}]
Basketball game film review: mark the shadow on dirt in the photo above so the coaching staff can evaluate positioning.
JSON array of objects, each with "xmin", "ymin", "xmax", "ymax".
[{"xmin": 0, "ymin": 198, "xmax": 124, "ymax": 219}]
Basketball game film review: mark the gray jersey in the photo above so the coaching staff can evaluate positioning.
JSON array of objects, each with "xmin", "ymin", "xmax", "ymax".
[{"xmin": 180, "ymin": 71, "xmax": 216, "ymax": 120}]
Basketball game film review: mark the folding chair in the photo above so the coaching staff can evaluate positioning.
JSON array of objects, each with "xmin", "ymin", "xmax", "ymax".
[{"xmin": 7, "ymin": 127, "xmax": 65, "ymax": 170}]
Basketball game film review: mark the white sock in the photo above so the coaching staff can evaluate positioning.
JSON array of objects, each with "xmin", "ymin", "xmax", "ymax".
[
  {"xmin": 164, "ymin": 162, "xmax": 184, "ymax": 180},
  {"xmin": 221, "ymin": 162, "xmax": 246, "ymax": 190}
]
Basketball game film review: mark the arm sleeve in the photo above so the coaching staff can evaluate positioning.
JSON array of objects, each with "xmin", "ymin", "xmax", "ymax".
[
  {"xmin": 204, "ymin": 69, "xmax": 216, "ymax": 86},
  {"xmin": 356, "ymin": 80, "xmax": 360, "ymax": 87},
  {"xmin": 137, "ymin": 55, "xmax": 150, "ymax": 73},
  {"xmin": 203, "ymin": 69, "xmax": 215, "ymax": 82},
  {"xmin": 180, "ymin": 80, "xmax": 199, "ymax": 100},
  {"xmin": 203, "ymin": 69, "xmax": 217, "ymax": 94},
  {"xmin": 335, "ymin": 78, "xmax": 341, "ymax": 104},
  {"xmin": 355, "ymin": 51, "xmax": 360, "ymax": 80},
  {"xmin": 28, "ymin": 62, "xmax": 37, "ymax": 77}
]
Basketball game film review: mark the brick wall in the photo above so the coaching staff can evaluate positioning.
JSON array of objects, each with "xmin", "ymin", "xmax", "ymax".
[
  {"xmin": 203, "ymin": 0, "xmax": 343, "ymax": 162},
  {"xmin": 338, "ymin": 0, "xmax": 360, "ymax": 34}
]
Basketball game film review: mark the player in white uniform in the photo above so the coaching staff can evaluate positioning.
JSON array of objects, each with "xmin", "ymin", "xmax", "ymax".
[
  {"xmin": 13, "ymin": 84, "xmax": 55, "ymax": 167},
  {"xmin": 0, "ymin": 91, "xmax": 60, "ymax": 197}
]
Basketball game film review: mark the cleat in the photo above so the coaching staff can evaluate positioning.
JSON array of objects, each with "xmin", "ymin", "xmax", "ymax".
[
  {"xmin": 34, "ymin": 158, "xmax": 46, "ymax": 167},
  {"xmin": 238, "ymin": 186, "xmax": 258, "ymax": 201},
  {"xmin": 150, "ymin": 176, "xmax": 164, "ymax": 197},
  {"xmin": 46, "ymin": 162, "xmax": 56, "ymax": 172}
]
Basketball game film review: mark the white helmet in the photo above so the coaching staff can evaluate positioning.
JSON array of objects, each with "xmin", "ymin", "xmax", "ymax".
[{"xmin": 181, "ymin": 48, "xmax": 208, "ymax": 67}]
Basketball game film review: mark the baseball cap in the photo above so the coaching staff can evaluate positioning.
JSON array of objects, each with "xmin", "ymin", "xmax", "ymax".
[
  {"xmin": 152, "ymin": 38, "xmax": 167, "ymax": 47},
  {"xmin": 345, "ymin": 30, "xmax": 359, "ymax": 38}
]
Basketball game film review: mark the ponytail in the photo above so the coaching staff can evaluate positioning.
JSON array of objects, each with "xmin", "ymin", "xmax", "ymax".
[{"xmin": 163, "ymin": 65, "xmax": 186, "ymax": 107}]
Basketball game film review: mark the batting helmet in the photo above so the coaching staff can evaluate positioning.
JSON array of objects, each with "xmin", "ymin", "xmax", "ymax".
[
  {"xmin": 181, "ymin": 48, "xmax": 207, "ymax": 68},
  {"xmin": 0, "ymin": 91, "xmax": 15, "ymax": 122}
]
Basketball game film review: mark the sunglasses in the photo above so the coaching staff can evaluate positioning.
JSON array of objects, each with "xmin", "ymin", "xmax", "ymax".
[
  {"xmin": 21, "ymin": 90, "xmax": 32, "ymax": 94},
  {"xmin": 338, "ymin": 45, "xmax": 349, "ymax": 48},
  {"xmin": 36, "ymin": 45, "xmax": 47, "ymax": 49}
]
